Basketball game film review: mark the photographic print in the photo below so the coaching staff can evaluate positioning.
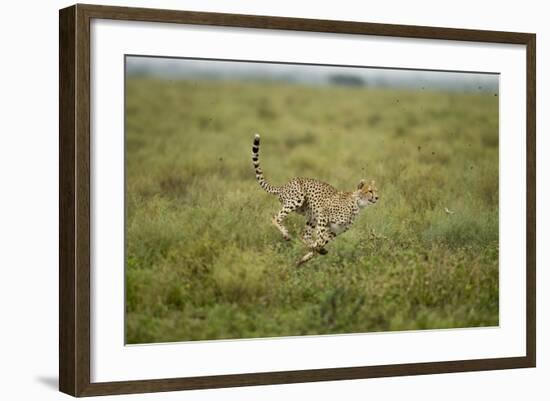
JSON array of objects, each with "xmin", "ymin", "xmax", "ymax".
[{"xmin": 124, "ymin": 56, "xmax": 499, "ymax": 344}]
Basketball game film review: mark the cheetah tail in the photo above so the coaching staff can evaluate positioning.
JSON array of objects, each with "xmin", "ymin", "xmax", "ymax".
[{"xmin": 252, "ymin": 133, "xmax": 279, "ymax": 195}]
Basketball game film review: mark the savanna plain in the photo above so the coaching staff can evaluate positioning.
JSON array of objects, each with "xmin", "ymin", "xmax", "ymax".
[{"xmin": 125, "ymin": 77, "xmax": 499, "ymax": 343}]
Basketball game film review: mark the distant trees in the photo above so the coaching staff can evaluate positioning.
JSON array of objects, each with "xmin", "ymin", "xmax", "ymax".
[{"xmin": 329, "ymin": 74, "xmax": 365, "ymax": 87}]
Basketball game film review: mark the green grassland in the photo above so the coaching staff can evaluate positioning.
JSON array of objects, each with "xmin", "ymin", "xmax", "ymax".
[{"xmin": 125, "ymin": 77, "xmax": 499, "ymax": 344}]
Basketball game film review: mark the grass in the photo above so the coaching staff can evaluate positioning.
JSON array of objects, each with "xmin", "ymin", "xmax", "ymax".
[{"xmin": 125, "ymin": 77, "xmax": 499, "ymax": 344}]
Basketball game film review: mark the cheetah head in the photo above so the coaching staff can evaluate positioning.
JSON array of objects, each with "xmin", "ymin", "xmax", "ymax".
[{"xmin": 355, "ymin": 179, "xmax": 379, "ymax": 208}]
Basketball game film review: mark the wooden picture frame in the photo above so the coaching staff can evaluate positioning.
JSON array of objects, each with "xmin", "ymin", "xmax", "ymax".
[{"xmin": 59, "ymin": 3, "xmax": 536, "ymax": 397}]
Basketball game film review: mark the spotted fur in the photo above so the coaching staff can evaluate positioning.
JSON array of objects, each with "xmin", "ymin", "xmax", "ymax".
[{"xmin": 252, "ymin": 133, "xmax": 379, "ymax": 265}]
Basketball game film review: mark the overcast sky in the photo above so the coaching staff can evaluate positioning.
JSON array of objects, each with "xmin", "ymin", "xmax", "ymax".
[{"xmin": 126, "ymin": 56, "xmax": 499, "ymax": 93}]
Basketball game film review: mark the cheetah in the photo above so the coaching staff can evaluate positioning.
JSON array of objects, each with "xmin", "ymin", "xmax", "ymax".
[{"xmin": 251, "ymin": 133, "xmax": 379, "ymax": 266}]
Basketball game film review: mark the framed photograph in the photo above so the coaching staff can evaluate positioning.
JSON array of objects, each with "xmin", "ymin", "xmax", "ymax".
[{"xmin": 59, "ymin": 4, "xmax": 536, "ymax": 397}]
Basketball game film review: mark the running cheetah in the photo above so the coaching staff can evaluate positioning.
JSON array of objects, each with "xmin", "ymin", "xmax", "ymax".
[{"xmin": 252, "ymin": 133, "xmax": 378, "ymax": 265}]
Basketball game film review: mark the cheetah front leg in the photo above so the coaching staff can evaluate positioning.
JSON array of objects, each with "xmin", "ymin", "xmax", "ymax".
[
  {"xmin": 301, "ymin": 217, "xmax": 315, "ymax": 247},
  {"xmin": 296, "ymin": 250, "xmax": 316, "ymax": 266},
  {"xmin": 296, "ymin": 223, "xmax": 333, "ymax": 266},
  {"xmin": 312, "ymin": 224, "xmax": 333, "ymax": 254}
]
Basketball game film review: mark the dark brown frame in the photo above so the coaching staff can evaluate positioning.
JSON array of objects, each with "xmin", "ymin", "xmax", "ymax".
[{"xmin": 59, "ymin": 3, "xmax": 536, "ymax": 397}]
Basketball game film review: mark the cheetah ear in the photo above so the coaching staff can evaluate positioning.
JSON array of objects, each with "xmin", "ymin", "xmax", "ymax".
[
  {"xmin": 357, "ymin": 179, "xmax": 366, "ymax": 190},
  {"xmin": 370, "ymin": 180, "xmax": 376, "ymax": 187}
]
